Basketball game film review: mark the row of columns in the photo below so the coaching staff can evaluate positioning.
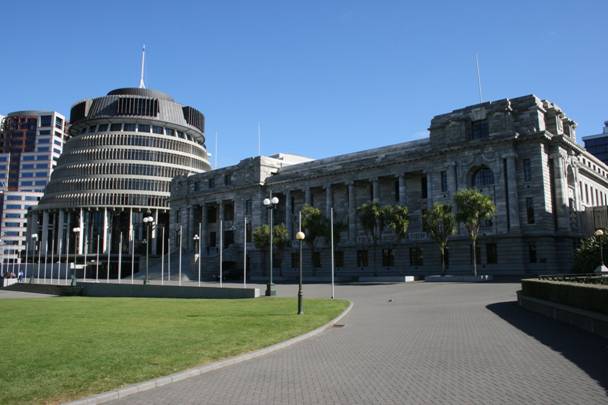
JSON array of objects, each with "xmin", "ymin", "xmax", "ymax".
[{"xmin": 32, "ymin": 207, "xmax": 163, "ymax": 257}]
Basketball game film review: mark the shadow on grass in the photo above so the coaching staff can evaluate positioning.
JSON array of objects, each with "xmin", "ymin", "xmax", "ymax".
[{"xmin": 486, "ymin": 301, "xmax": 608, "ymax": 393}]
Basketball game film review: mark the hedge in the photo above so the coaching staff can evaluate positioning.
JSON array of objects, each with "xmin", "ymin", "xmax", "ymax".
[{"xmin": 521, "ymin": 279, "xmax": 608, "ymax": 316}]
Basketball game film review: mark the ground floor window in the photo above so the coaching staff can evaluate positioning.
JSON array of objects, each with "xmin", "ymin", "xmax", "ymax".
[
  {"xmin": 224, "ymin": 230, "xmax": 234, "ymax": 247},
  {"xmin": 335, "ymin": 251, "xmax": 344, "ymax": 268},
  {"xmin": 528, "ymin": 242, "xmax": 537, "ymax": 263},
  {"xmin": 291, "ymin": 251, "xmax": 300, "ymax": 269},
  {"xmin": 382, "ymin": 248, "xmax": 394, "ymax": 267},
  {"xmin": 409, "ymin": 247, "xmax": 423, "ymax": 266},
  {"xmin": 357, "ymin": 250, "xmax": 368, "ymax": 267},
  {"xmin": 486, "ymin": 242, "xmax": 497, "ymax": 264},
  {"xmin": 313, "ymin": 251, "xmax": 321, "ymax": 268},
  {"xmin": 209, "ymin": 231, "xmax": 216, "ymax": 248}
]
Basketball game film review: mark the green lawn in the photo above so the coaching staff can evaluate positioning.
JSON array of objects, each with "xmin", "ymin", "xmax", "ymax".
[{"xmin": 0, "ymin": 296, "xmax": 348, "ymax": 404}]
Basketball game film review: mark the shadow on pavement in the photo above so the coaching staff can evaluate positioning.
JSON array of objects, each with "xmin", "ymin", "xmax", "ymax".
[{"xmin": 487, "ymin": 301, "xmax": 608, "ymax": 394}]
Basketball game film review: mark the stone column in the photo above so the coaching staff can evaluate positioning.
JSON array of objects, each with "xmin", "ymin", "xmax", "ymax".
[
  {"xmin": 66, "ymin": 212, "xmax": 72, "ymax": 256},
  {"xmin": 41, "ymin": 210, "xmax": 49, "ymax": 258},
  {"xmin": 325, "ymin": 184, "xmax": 333, "ymax": 217},
  {"xmin": 372, "ymin": 178, "xmax": 379, "ymax": 203},
  {"xmin": 285, "ymin": 190, "xmax": 292, "ymax": 238},
  {"xmin": 78, "ymin": 208, "xmax": 84, "ymax": 254},
  {"xmin": 57, "ymin": 210, "xmax": 65, "ymax": 256},
  {"xmin": 102, "ymin": 207, "xmax": 109, "ymax": 254},
  {"xmin": 200, "ymin": 204, "xmax": 207, "ymax": 256},
  {"xmin": 426, "ymin": 172, "xmax": 432, "ymax": 208},
  {"xmin": 152, "ymin": 209, "xmax": 159, "ymax": 255},
  {"xmin": 504, "ymin": 154, "xmax": 520, "ymax": 231},
  {"xmin": 398, "ymin": 174, "xmax": 407, "ymax": 205},
  {"xmin": 129, "ymin": 208, "xmax": 134, "ymax": 254},
  {"xmin": 552, "ymin": 152, "xmax": 570, "ymax": 230},
  {"xmin": 448, "ymin": 163, "xmax": 457, "ymax": 195},
  {"xmin": 348, "ymin": 182, "xmax": 356, "ymax": 241},
  {"xmin": 218, "ymin": 201, "xmax": 224, "ymax": 249}
]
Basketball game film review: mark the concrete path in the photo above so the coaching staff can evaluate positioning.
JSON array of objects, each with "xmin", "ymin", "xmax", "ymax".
[
  {"xmin": 0, "ymin": 289, "xmax": 55, "ymax": 299},
  {"xmin": 109, "ymin": 282, "xmax": 608, "ymax": 404}
]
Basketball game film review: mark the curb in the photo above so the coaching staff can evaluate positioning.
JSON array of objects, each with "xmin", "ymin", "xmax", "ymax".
[{"xmin": 65, "ymin": 300, "xmax": 354, "ymax": 405}]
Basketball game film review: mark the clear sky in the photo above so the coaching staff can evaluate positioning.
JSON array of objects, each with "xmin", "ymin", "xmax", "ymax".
[{"xmin": 1, "ymin": 1, "xmax": 606, "ymax": 168}]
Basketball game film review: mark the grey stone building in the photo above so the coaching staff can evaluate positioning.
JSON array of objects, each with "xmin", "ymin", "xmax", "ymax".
[{"xmin": 171, "ymin": 95, "xmax": 608, "ymax": 279}]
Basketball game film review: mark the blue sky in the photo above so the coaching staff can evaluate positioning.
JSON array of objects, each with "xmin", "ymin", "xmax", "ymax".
[{"xmin": 1, "ymin": 1, "xmax": 606, "ymax": 168}]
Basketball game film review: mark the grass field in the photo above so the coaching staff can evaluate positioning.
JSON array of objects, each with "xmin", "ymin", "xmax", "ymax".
[{"xmin": 0, "ymin": 296, "xmax": 348, "ymax": 404}]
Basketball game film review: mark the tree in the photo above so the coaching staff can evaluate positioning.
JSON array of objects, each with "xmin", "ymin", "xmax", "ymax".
[
  {"xmin": 573, "ymin": 233, "xmax": 608, "ymax": 274},
  {"xmin": 424, "ymin": 202, "xmax": 456, "ymax": 275},
  {"xmin": 301, "ymin": 205, "xmax": 329, "ymax": 273},
  {"xmin": 383, "ymin": 205, "xmax": 409, "ymax": 241},
  {"xmin": 454, "ymin": 188, "xmax": 496, "ymax": 276},
  {"xmin": 358, "ymin": 202, "xmax": 385, "ymax": 271},
  {"xmin": 253, "ymin": 224, "xmax": 290, "ymax": 273}
]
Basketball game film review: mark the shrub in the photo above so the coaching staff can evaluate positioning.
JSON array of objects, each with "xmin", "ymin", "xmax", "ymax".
[
  {"xmin": 572, "ymin": 234, "xmax": 608, "ymax": 274},
  {"xmin": 521, "ymin": 279, "xmax": 608, "ymax": 316}
]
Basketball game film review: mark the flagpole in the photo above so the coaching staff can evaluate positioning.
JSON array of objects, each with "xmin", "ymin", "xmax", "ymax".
[
  {"xmin": 118, "ymin": 232, "xmax": 123, "ymax": 283},
  {"xmin": 243, "ymin": 216, "xmax": 247, "ymax": 288}
]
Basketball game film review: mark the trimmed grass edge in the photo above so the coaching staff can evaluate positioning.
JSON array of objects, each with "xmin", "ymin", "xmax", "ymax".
[{"xmin": 66, "ymin": 300, "xmax": 354, "ymax": 405}]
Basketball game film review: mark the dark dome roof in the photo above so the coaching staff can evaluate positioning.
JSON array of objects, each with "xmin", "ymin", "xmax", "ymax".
[{"xmin": 107, "ymin": 87, "xmax": 174, "ymax": 101}]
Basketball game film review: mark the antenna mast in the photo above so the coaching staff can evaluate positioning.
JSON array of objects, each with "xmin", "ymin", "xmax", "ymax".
[
  {"xmin": 475, "ymin": 53, "xmax": 483, "ymax": 103},
  {"xmin": 139, "ymin": 45, "xmax": 146, "ymax": 89}
]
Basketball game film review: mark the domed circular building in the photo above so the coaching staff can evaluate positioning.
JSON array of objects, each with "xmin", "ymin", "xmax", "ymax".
[{"xmin": 29, "ymin": 87, "xmax": 210, "ymax": 272}]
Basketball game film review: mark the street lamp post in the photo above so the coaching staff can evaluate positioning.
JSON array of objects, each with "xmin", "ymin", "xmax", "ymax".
[
  {"xmin": 33, "ymin": 234, "xmax": 40, "ymax": 283},
  {"xmin": 263, "ymin": 194, "xmax": 279, "ymax": 296},
  {"xmin": 595, "ymin": 229, "xmax": 607, "ymax": 273},
  {"xmin": 143, "ymin": 211, "xmax": 155, "ymax": 285},
  {"xmin": 296, "ymin": 211, "xmax": 305, "ymax": 315}
]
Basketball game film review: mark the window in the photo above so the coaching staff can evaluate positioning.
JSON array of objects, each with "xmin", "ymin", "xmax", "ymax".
[
  {"xmin": 224, "ymin": 173, "xmax": 232, "ymax": 186},
  {"xmin": 22, "ymin": 164, "xmax": 34, "ymax": 170},
  {"xmin": 526, "ymin": 197, "xmax": 535, "ymax": 224},
  {"xmin": 207, "ymin": 205, "xmax": 217, "ymax": 223},
  {"xmin": 394, "ymin": 178, "xmax": 399, "ymax": 202},
  {"xmin": 208, "ymin": 178, "xmax": 215, "ymax": 189},
  {"xmin": 409, "ymin": 247, "xmax": 423, "ymax": 266},
  {"xmin": 5, "ymin": 213, "xmax": 20, "ymax": 218},
  {"xmin": 523, "ymin": 159, "xmax": 531, "ymax": 182},
  {"xmin": 6, "ymin": 195, "xmax": 21, "ymax": 201},
  {"xmin": 37, "ymin": 138, "xmax": 50, "ymax": 145},
  {"xmin": 152, "ymin": 126, "xmax": 163, "ymax": 134},
  {"xmin": 472, "ymin": 167, "xmax": 494, "ymax": 188},
  {"xmin": 137, "ymin": 124, "xmax": 150, "ymax": 133},
  {"xmin": 585, "ymin": 184, "xmax": 589, "ymax": 203},
  {"xmin": 291, "ymin": 251, "xmax": 300, "ymax": 269},
  {"xmin": 486, "ymin": 243, "xmax": 497, "ymax": 264},
  {"xmin": 245, "ymin": 199, "xmax": 252, "ymax": 216},
  {"xmin": 123, "ymin": 123, "xmax": 136, "ymax": 132},
  {"xmin": 313, "ymin": 252, "xmax": 321, "ymax": 268},
  {"xmin": 165, "ymin": 128, "xmax": 174, "ymax": 136},
  {"xmin": 6, "ymin": 204, "xmax": 21, "ymax": 209},
  {"xmin": 39, "ymin": 129, "xmax": 50, "ymax": 135},
  {"xmin": 356, "ymin": 250, "xmax": 368, "ymax": 267},
  {"xmin": 110, "ymin": 123, "xmax": 122, "ymax": 131},
  {"xmin": 335, "ymin": 251, "xmax": 344, "ymax": 268},
  {"xmin": 440, "ymin": 171, "xmax": 448, "ymax": 193},
  {"xmin": 223, "ymin": 201, "xmax": 234, "ymax": 221},
  {"xmin": 98, "ymin": 124, "xmax": 108, "ymax": 132},
  {"xmin": 40, "ymin": 115, "xmax": 52, "ymax": 127},
  {"xmin": 209, "ymin": 232, "xmax": 216, "ymax": 247},
  {"xmin": 55, "ymin": 117, "xmax": 63, "ymax": 129},
  {"xmin": 421, "ymin": 176, "xmax": 428, "ymax": 199},
  {"xmin": 471, "ymin": 119, "xmax": 489, "ymax": 139},
  {"xmin": 38, "ymin": 147, "xmax": 49, "ymax": 152},
  {"xmin": 224, "ymin": 230, "xmax": 234, "ymax": 247},
  {"xmin": 528, "ymin": 242, "xmax": 537, "ymax": 263},
  {"xmin": 382, "ymin": 249, "xmax": 395, "ymax": 267}
]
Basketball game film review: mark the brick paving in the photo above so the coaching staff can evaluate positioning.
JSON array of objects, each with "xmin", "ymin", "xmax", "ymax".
[{"xmin": 111, "ymin": 282, "xmax": 608, "ymax": 404}]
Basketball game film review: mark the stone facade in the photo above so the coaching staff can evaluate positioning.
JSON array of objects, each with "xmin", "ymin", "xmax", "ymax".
[{"xmin": 170, "ymin": 95, "xmax": 608, "ymax": 279}]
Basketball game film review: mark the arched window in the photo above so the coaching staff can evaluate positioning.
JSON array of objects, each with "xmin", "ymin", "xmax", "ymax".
[{"xmin": 472, "ymin": 167, "xmax": 494, "ymax": 188}]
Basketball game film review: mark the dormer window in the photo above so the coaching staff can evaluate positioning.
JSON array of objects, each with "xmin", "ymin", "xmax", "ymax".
[{"xmin": 471, "ymin": 119, "xmax": 489, "ymax": 140}]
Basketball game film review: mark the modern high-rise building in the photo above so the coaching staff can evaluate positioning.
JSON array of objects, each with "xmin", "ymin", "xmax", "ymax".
[
  {"xmin": 0, "ymin": 111, "xmax": 68, "ymax": 266},
  {"xmin": 30, "ymin": 87, "xmax": 210, "ymax": 277},
  {"xmin": 583, "ymin": 121, "xmax": 608, "ymax": 165}
]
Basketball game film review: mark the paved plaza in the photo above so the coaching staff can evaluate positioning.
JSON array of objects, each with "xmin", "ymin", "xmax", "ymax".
[{"xmin": 107, "ymin": 282, "xmax": 608, "ymax": 405}]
